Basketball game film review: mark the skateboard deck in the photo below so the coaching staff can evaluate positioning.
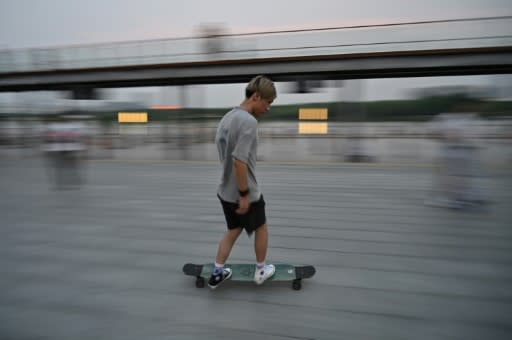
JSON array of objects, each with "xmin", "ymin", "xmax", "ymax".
[{"xmin": 183, "ymin": 263, "xmax": 315, "ymax": 290}]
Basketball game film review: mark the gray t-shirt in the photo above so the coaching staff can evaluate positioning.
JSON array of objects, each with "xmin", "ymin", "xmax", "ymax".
[{"xmin": 216, "ymin": 107, "xmax": 260, "ymax": 203}]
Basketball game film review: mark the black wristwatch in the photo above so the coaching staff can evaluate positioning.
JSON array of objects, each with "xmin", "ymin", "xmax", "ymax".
[{"xmin": 239, "ymin": 188, "xmax": 249, "ymax": 197}]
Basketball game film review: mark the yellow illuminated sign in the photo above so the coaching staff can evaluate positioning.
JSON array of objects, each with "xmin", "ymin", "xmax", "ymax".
[
  {"xmin": 118, "ymin": 112, "xmax": 148, "ymax": 123},
  {"xmin": 299, "ymin": 108, "xmax": 328, "ymax": 121},
  {"xmin": 298, "ymin": 122, "xmax": 328, "ymax": 134}
]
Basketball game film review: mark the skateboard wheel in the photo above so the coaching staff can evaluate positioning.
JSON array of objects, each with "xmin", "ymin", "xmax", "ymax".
[
  {"xmin": 292, "ymin": 279, "xmax": 302, "ymax": 290},
  {"xmin": 195, "ymin": 277, "xmax": 205, "ymax": 288}
]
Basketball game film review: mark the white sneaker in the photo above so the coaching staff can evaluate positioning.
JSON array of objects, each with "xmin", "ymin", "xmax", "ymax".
[{"xmin": 254, "ymin": 264, "xmax": 275, "ymax": 285}]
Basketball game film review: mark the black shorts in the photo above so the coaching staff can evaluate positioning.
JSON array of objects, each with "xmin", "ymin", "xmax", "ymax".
[{"xmin": 218, "ymin": 194, "xmax": 266, "ymax": 235}]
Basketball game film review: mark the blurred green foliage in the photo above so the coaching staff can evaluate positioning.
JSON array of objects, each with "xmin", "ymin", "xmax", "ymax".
[{"xmin": 2, "ymin": 94, "xmax": 511, "ymax": 122}]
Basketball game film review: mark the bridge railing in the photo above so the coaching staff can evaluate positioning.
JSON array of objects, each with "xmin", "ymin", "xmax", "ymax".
[{"xmin": 0, "ymin": 16, "xmax": 511, "ymax": 74}]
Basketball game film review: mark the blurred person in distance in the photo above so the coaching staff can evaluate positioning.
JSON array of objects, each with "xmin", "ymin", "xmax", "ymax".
[
  {"xmin": 43, "ymin": 113, "xmax": 86, "ymax": 189},
  {"xmin": 427, "ymin": 99, "xmax": 488, "ymax": 209}
]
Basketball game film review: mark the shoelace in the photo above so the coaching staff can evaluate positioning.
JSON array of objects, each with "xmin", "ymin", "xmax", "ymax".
[{"xmin": 256, "ymin": 265, "xmax": 273, "ymax": 277}]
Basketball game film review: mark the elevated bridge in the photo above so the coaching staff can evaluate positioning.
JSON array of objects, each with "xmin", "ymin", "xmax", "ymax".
[{"xmin": 0, "ymin": 16, "xmax": 511, "ymax": 96}]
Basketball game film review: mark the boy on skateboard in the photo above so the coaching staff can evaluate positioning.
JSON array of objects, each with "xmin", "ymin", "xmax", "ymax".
[{"xmin": 208, "ymin": 75, "xmax": 277, "ymax": 289}]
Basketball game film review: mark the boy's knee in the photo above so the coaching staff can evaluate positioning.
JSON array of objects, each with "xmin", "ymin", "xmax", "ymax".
[
  {"xmin": 226, "ymin": 227, "xmax": 243, "ymax": 238},
  {"xmin": 254, "ymin": 224, "xmax": 268, "ymax": 235}
]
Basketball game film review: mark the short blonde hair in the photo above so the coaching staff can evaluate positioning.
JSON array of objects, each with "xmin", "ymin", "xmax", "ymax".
[{"xmin": 245, "ymin": 75, "xmax": 277, "ymax": 101}]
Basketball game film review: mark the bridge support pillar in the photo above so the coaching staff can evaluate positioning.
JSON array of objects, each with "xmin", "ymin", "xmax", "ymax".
[{"xmin": 70, "ymin": 87, "xmax": 98, "ymax": 100}]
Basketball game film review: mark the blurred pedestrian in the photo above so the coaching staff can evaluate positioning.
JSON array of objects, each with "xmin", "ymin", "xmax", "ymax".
[
  {"xmin": 429, "ymin": 107, "xmax": 487, "ymax": 208},
  {"xmin": 43, "ymin": 114, "xmax": 86, "ymax": 189}
]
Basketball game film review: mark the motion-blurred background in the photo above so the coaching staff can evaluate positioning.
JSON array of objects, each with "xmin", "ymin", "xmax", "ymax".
[{"xmin": 1, "ymin": 1, "xmax": 511, "ymax": 339}]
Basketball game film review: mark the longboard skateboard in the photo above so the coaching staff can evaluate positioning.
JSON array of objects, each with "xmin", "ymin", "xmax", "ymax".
[{"xmin": 183, "ymin": 263, "xmax": 315, "ymax": 290}]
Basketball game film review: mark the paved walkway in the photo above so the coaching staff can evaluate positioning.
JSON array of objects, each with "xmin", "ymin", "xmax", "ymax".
[{"xmin": 1, "ymin": 158, "xmax": 511, "ymax": 339}]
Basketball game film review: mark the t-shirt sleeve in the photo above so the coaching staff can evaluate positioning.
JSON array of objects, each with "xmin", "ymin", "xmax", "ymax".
[{"xmin": 231, "ymin": 119, "xmax": 257, "ymax": 163}]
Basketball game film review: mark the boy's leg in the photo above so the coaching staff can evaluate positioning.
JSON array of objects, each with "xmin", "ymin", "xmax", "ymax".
[
  {"xmin": 253, "ymin": 223, "xmax": 275, "ymax": 284},
  {"xmin": 254, "ymin": 223, "xmax": 268, "ymax": 263},
  {"xmin": 215, "ymin": 227, "xmax": 243, "ymax": 264},
  {"xmin": 209, "ymin": 227, "xmax": 242, "ymax": 289}
]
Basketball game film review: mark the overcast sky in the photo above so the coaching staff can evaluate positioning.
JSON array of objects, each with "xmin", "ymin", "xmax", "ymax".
[
  {"xmin": 1, "ymin": 0, "xmax": 511, "ymax": 48},
  {"xmin": 1, "ymin": 0, "xmax": 511, "ymax": 106}
]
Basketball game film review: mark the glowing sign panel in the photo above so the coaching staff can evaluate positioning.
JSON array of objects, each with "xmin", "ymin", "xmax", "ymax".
[
  {"xmin": 299, "ymin": 108, "xmax": 328, "ymax": 121},
  {"xmin": 118, "ymin": 112, "xmax": 148, "ymax": 123},
  {"xmin": 298, "ymin": 122, "xmax": 328, "ymax": 134}
]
